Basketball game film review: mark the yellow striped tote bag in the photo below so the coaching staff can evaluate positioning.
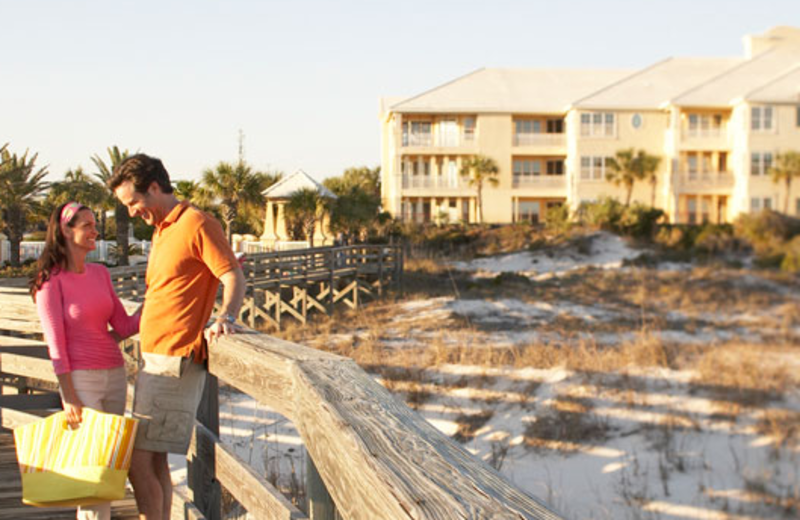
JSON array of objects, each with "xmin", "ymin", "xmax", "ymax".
[{"xmin": 13, "ymin": 408, "xmax": 139, "ymax": 507}]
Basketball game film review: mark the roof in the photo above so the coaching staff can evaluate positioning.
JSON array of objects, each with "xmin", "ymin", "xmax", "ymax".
[
  {"xmin": 672, "ymin": 46, "xmax": 800, "ymax": 107},
  {"xmin": 574, "ymin": 57, "xmax": 743, "ymax": 110},
  {"xmin": 388, "ymin": 68, "xmax": 633, "ymax": 114},
  {"xmin": 262, "ymin": 170, "xmax": 336, "ymax": 199},
  {"xmin": 746, "ymin": 64, "xmax": 800, "ymax": 103}
]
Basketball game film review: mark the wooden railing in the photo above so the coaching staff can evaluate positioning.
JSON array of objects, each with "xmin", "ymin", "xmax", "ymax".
[
  {"xmin": 108, "ymin": 244, "xmax": 403, "ymax": 329},
  {"xmin": 0, "ymin": 282, "xmax": 563, "ymax": 520}
]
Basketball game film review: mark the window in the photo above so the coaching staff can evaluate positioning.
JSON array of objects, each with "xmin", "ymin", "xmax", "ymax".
[
  {"xmin": 631, "ymin": 113, "xmax": 642, "ymax": 129},
  {"xmin": 462, "ymin": 200, "xmax": 470, "ymax": 222},
  {"xmin": 402, "ymin": 121, "xmax": 432, "ymax": 146},
  {"xmin": 439, "ymin": 119, "xmax": 459, "ymax": 147},
  {"xmin": 702, "ymin": 153, "xmax": 712, "ymax": 174},
  {"xmin": 751, "ymin": 198, "xmax": 761, "ymax": 212},
  {"xmin": 701, "ymin": 197, "xmax": 711, "ymax": 224},
  {"xmin": 580, "ymin": 156, "xmax": 607, "ymax": 180},
  {"xmin": 751, "ymin": 106, "xmax": 774, "ymax": 132},
  {"xmin": 686, "ymin": 113, "xmax": 723, "ymax": 136},
  {"xmin": 514, "ymin": 119, "xmax": 542, "ymax": 145},
  {"xmin": 546, "ymin": 160, "xmax": 564, "ymax": 176},
  {"xmin": 463, "ymin": 117, "xmax": 476, "ymax": 142},
  {"xmin": 580, "ymin": 112, "xmax": 615, "ymax": 137},
  {"xmin": 513, "ymin": 159, "xmax": 541, "ymax": 185},
  {"xmin": 546, "ymin": 119, "xmax": 564, "ymax": 134},
  {"xmin": 796, "ymin": 198, "xmax": 800, "ymax": 216},
  {"xmin": 517, "ymin": 201, "xmax": 541, "ymax": 223},
  {"xmin": 751, "ymin": 152, "xmax": 773, "ymax": 176},
  {"xmin": 763, "ymin": 197, "xmax": 772, "ymax": 210},
  {"xmin": 796, "ymin": 106, "xmax": 800, "ymax": 127},
  {"xmin": 687, "ymin": 197, "xmax": 698, "ymax": 225},
  {"xmin": 687, "ymin": 155, "xmax": 698, "ymax": 178},
  {"xmin": 719, "ymin": 152, "xmax": 728, "ymax": 172}
]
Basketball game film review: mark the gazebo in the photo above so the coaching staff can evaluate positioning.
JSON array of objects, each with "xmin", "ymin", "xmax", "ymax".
[{"xmin": 260, "ymin": 170, "xmax": 337, "ymax": 249}]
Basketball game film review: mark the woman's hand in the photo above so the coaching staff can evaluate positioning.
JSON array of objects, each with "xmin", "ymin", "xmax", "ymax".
[{"xmin": 62, "ymin": 397, "xmax": 83, "ymax": 429}]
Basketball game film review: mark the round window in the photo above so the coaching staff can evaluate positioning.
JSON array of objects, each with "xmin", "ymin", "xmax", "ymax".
[{"xmin": 631, "ymin": 113, "xmax": 643, "ymax": 129}]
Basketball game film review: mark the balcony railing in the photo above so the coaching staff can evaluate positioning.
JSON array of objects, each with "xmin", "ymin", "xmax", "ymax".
[
  {"xmin": 402, "ymin": 175, "xmax": 469, "ymax": 189},
  {"xmin": 681, "ymin": 128, "xmax": 728, "ymax": 144},
  {"xmin": 403, "ymin": 134, "xmax": 476, "ymax": 148},
  {"xmin": 512, "ymin": 175, "xmax": 567, "ymax": 189},
  {"xmin": 677, "ymin": 171, "xmax": 734, "ymax": 190},
  {"xmin": 513, "ymin": 133, "xmax": 567, "ymax": 147},
  {"xmin": 403, "ymin": 133, "xmax": 433, "ymax": 147}
]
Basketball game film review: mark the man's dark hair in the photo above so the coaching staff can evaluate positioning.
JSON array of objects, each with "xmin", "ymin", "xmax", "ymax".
[{"xmin": 108, "ymin": 153, "xmax": 174, "ymax": 194}]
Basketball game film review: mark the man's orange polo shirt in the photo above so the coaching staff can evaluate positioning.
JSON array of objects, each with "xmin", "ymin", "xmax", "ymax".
[{"xmin": 140, "ymin": 201, "xmax": 238, "ymax": 361}]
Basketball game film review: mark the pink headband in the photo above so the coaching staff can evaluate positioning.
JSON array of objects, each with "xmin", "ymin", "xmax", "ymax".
[{"xmin": 59, "ymin": 202, "xmax": 83, "ymax": 228}]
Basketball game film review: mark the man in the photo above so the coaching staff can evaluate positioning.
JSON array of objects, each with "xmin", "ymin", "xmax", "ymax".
[{"xmin": 109, "ymin": 154, "xmax": 245, "ymax": 520}]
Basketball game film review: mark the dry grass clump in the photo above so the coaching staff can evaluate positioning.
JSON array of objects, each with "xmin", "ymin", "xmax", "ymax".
[
  {"xmin": 693, "ymin": 345, "xmax": 794, "ymax": 406},
  {"xmin": 755, "ymin": 409, "xmax": 800, "ymax": 449},
  {"xmin": 524, "ymin": 396, "xmax": 611, "ymax": 452},
  {"xmin": 452, "ymin": 410, "xmax": 495, "ymax": 443}
]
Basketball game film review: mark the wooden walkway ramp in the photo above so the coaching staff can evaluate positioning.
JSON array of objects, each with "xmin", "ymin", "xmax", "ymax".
[{"xmin": 0, "ymin": 432, "xmax": 139, "ymax": 519}]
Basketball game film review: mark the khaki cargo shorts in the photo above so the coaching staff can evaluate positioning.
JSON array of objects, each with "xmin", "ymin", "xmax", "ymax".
[{"xmin": 132, "ymin": 352, "xmax": 207, "ymax": 454}]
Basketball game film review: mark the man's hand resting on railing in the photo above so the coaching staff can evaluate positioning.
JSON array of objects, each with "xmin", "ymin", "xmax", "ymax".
[{"xmin": 206, "ymin": 313, "xmax": 238, "ymax": 343}]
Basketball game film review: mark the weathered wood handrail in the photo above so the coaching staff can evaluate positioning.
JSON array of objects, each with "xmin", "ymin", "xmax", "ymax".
[{"xmin": 0, "ymin": 282, "xmax": 563, "ymax": 520}]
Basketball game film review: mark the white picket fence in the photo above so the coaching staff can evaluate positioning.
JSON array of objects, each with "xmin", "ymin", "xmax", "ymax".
[{"xmin": 0, "ymin": 240, "xmax": 152, "ymax": 266}]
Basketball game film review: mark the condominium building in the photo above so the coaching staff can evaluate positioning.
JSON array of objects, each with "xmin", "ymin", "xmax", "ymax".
[{"xmin": 380, "ymin": 26, "xmax": 800, "ymax": 225}]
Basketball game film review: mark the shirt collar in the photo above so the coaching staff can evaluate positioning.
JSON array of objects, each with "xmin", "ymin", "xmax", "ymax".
[{"xmin": 156, "ymin": 200, "xmax": 190, "ymax": 231}]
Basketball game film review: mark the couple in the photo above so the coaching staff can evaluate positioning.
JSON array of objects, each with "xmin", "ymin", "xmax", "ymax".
[{"xmin": 30, "ymin": 154, "xmax": 245, "ymax": 520}]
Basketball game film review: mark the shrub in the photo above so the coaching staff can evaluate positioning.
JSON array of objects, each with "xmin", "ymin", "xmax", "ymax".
[
  {"xmin": 580, "ymin": 197, "xmax": 625, "ymax": 231},
  {"xmin": 544, "ymin": 204, "xmax": 571, "ymax": 234},
  {"xmin": 693, "ymin": 225, "xmax": 740, "ymax": 255},
  {"xmin": 734, "ymin": 210, "xmax": 800, "ymax": 256},
  {"xmin": 618, "ymin": 204, "xmax": 665, "ymax": 239},
  {"xmin": 780, "ymin": 236, "xmax": 800, "ymax": 273}
]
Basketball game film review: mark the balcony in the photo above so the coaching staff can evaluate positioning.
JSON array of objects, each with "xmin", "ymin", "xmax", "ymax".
[
  {"xmin": 512, "ymin": 175, "xmax": 567, "ymax": 190},
  {"xmin": 513, "ymin": 133, "xmax": 566, "ymax": 148},
  {"xmin": 676, "ymin": 171, "xmax": 735, "ymax": 193},
  {"xmin": 402, "ymin": 175, "xmax": 470, "ymax": 190},
  {"xmin": 679, "ymin": 128, "xmax": 729, "ymax": 149},
  {"xmin": 402, "ymin": 133, "xmax": 476, "ymax": 148}
]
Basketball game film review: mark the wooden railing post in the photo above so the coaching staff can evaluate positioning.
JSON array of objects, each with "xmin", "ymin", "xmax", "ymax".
[
  {"xmin": 306, "ymin": 455, "xmax": 338, "ymax": 520},
  {"xmin": 189, "ymin": 373, "xmax": 221, "ymax": 520}
]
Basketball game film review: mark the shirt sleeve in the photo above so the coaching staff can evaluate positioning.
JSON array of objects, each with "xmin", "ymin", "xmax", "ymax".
[
  {"xmin": 102, "ymin": 266, "xmax": 141, "ymax": 338},
  {"xmin": 36, "ymin": 277, "xmax": 71, "ymax": 375},
  {"xmin": 194, "ymin": 215, "xmax": 239, "ymax": 279}
]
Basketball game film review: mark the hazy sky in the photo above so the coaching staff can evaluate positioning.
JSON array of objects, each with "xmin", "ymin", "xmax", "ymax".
[{"xmin": 2, "ymin": 0, "xmax": 798, "ymax": 183}]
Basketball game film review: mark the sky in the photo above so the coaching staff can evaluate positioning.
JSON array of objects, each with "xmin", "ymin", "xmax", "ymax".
[{"xmin": 2, "ymin": 0, "xmax": 799, "ymax": 183}]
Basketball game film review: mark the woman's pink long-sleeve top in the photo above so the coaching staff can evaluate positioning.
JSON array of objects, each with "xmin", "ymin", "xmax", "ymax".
[{"xmin": 36, "ymin": 263, "xmax": 141, "ymax": 375}]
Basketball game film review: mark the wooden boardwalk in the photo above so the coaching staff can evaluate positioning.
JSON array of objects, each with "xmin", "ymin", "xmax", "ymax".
[{"xmin": 0, "ymin": 432, "xmax": 139, "ymax": 519}]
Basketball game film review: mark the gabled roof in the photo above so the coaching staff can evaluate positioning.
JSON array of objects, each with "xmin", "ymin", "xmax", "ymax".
[
  {"xmin": 573, "ymin": 57, "xmax": 743, "ymax": 110},
  {"xmin": 262, "ymin": 170, "xmax": 336, "ymax": 199},
  {"xmin": 388, "ymin": 68, "xmax": 632, "ymax": 114},
  {"xmin": 672, "ymin": 46, "xmax": 800, "ymax": 107},
  {"xmin": 745, "ymin": 64, "xmax": 800, "ymax": 103}
]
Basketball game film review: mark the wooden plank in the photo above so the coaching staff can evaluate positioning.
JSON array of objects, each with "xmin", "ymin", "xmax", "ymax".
[
  {"xmin": 172, "ymin": 485, "xmax": 207, "ymax": 520},
  {"xmin": 0, "ymin": 408, "xmax": 43, "ymax": 430},
  {"xmin": 0, "ymin": 393, "xmax": 61, "ymax": 411},
  {"xmin": 0, "ymin": 353, "xmax": 57, "ymax": 383}
]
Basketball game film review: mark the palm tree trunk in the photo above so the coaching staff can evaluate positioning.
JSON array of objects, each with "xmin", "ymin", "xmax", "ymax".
[
  {"xmin": 650, "ymin": 179, "xmax": 657, "ymax": 208},
  {"xmin": 786, "ymin": 178, "xmax": 792, "ymax": 214},
  {"xmin": 115, "ymin": 203, "xmax": 130, "ymax": 266},
  {"xmin": 477, "ymin": 183, "xmax": 483, "ymax": 224},
  {"xmin": 9, "ymin": 237, "xmax": 21, "ymax": 268},
  {"xmin": 625, "ymin": 184, "xmax": 633, "ymax": 207}
]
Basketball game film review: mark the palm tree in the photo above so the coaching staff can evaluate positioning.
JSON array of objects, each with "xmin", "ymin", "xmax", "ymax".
[
  {"xmin": 0, "ymin": 145, "xmax": 49, "ymax": 267},
  {"xmin": 286, "ymin": 187, "xmax": 325, "ymax": 247},
  {"xmin": 769, "ymin": 151, "xmax": 800, "ymax": 214},
  {"xmin": 459, "ymin": 155, "xmax": 499, "ymax": 224},
  {"xmin": 92, "ymin": 146, "xmax": 130, "ymax": 265},
  {"xmin": 638, "ymin": 152, "xmax": 662, "ymax": 208},
  {"xmin": 201, "ymin": 160, "xmax": 280, "ymax": 244}
]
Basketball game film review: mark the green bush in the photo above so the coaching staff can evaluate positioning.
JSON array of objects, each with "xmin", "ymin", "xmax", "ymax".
[
  {"xmin": 780, "ymin": 236, "xmax": 800, "ymax": 273},
  {"xmin": 733, "ymin": 210, "xmax": 800, "ymax": 255},
  {"xmin": 544, "ymin": 204, "xmax": 571, "ymax": 234},
  {"xmin": 618, "ymin": 204, "xmax": 665, "ymax": 239},
  {"xmin": 580, "ymin": 197, "xmax": 625, "ymax": 231},
  {"xmin": 693, "ymin": 225, "xmax": 739, "ymax": 255}
]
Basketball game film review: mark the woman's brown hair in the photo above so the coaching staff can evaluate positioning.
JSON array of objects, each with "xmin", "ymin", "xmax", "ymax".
[{"xmin": 29, "ymin": 202, "xmax": 89, "ymax": 300}]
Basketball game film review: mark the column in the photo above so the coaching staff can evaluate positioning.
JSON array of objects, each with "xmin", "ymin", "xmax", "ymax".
[
  {"xmin": 261, "ymin": 200, "xmax": 277, "ymax": 242},
  {"xmin": 276, "ymin": 202, "xmax": 288, "ymax": 240}
]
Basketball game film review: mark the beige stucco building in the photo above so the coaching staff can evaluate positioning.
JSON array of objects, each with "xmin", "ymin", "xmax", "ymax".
[{"xmin": 380, "ymin": 26, "xmax": 800, "ymax": 225}]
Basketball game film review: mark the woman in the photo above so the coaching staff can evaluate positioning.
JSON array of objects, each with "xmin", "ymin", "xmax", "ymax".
[{"xmin": 29, "ymin": 201, "xmax": 141, "ymax": 520}]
